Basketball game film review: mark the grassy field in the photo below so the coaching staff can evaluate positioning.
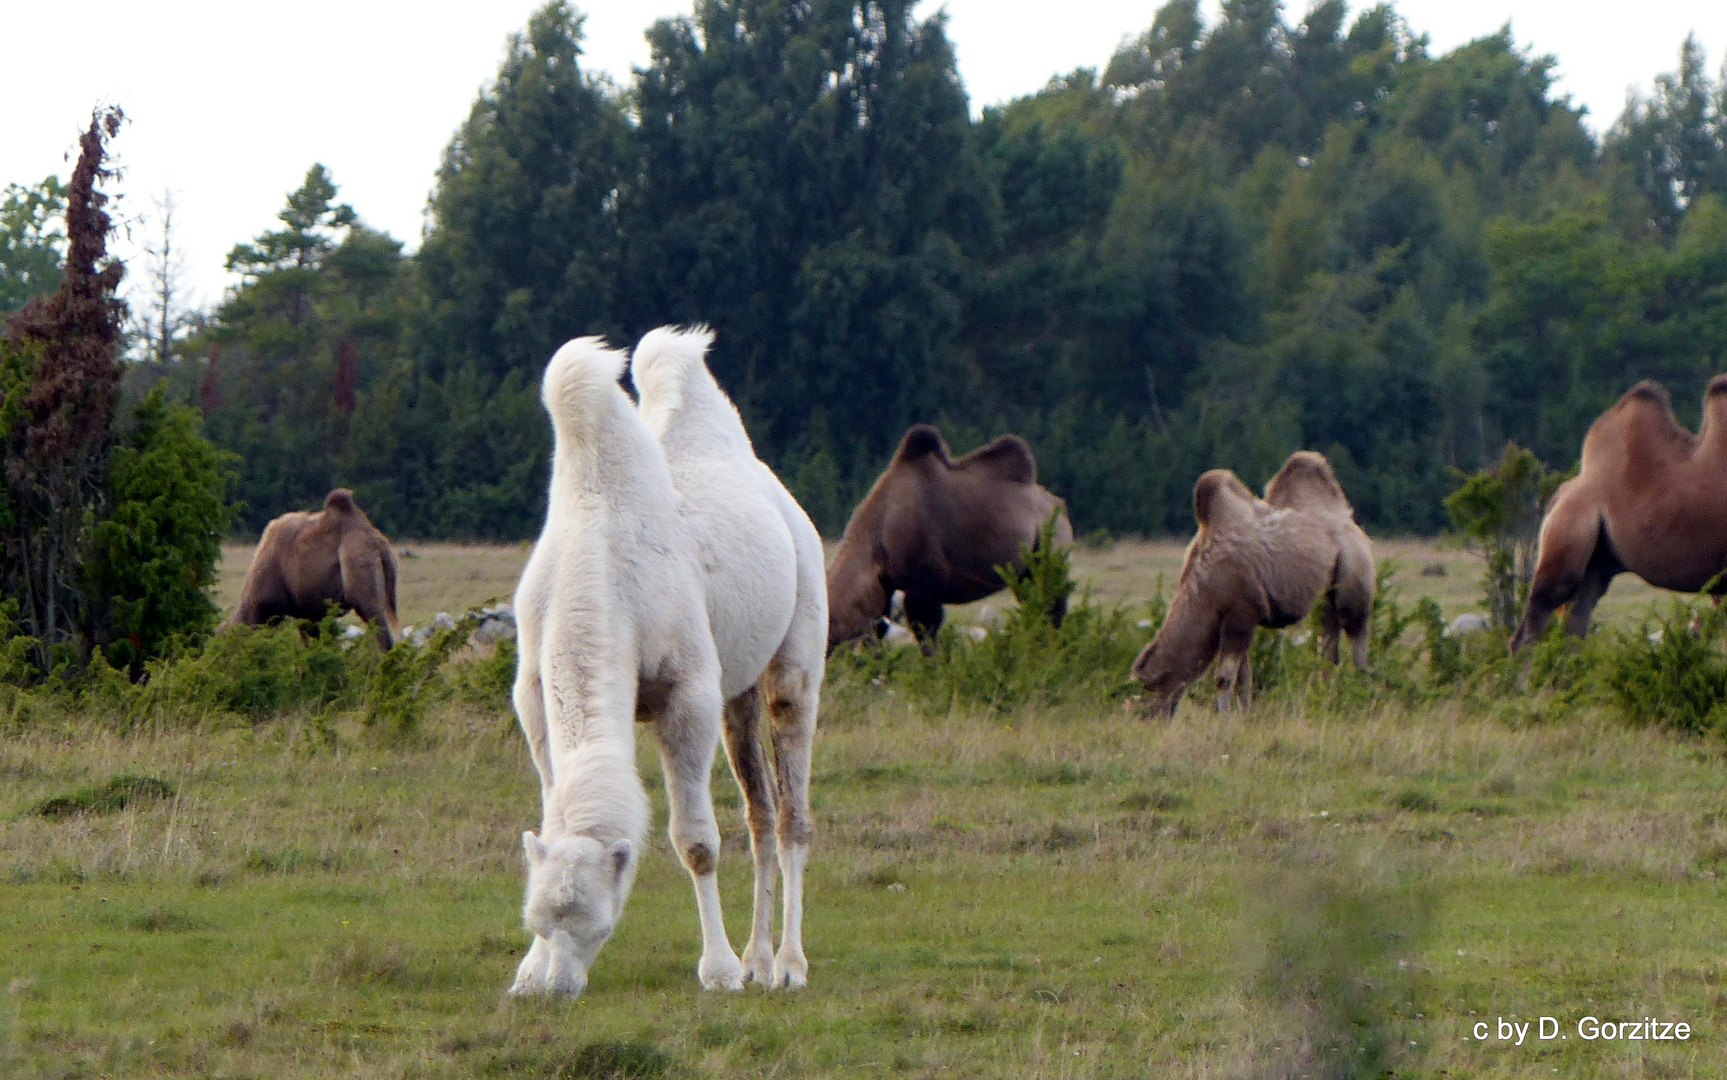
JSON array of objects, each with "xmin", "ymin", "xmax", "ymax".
[{"xmin": 2, "ymin": 542, "xmax": 1719, "ymax": 1078}]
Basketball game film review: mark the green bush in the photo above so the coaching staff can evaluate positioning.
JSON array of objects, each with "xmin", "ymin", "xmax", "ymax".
[
  {"xmin": 34, "ymin": 773, "xmax": 176, "ymax": 817},
  {"xmin": 1444, "ymin": 444, "xmax": 1568, "ymax": 632},
  {"xmin": 86, "ymin": 382, "xmax": 238, "ymax": 676},
  {"xmin": 364, "ymin": 613, "xmax": 477, "ymax": 739},
  {"xmin": 134, "ymin": 614, "xmax": 368, "ymax": 725},
  {"xmin": 827, "ymin": 526, "xmax": 1153, "ymax": 714},
  {"xmin": 1605, "ymin": 598, "xmax": 1727, "ymax": 736}
]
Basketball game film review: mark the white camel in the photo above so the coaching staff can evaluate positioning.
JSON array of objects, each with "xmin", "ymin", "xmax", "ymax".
[
  {"xmin": 509, "ymin": 336, "xmax": 740, "ymax": 997},
  {"xmin": 631, "ymin": 324, "xmax": 825, "ymax": 989}
]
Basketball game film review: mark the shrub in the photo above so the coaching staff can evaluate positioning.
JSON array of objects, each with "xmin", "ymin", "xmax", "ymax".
[
  {"xmin": 134, "ymin": 614, "xmax": 366, "ymax": 724},
  {"xmin": 1444, "ymin": 443, "xmax": 1567, "ymax": 632},
  {"xmin": 364, "ymin": 612, "xmax": 478, "ymax": 739},
  {"xmin": 827, "ymin": 524, "xmax": 1152, "ymax": 714},
  {"xmin": 34, "ymin": 773, "xmax": 175, "ymax": 817},
  {"xmin": 1605, "ymin": 597, "xmax": 1727, "ymax": 736},
  {"xmin": 86, "ymin": 382, "xmax": 237, "ymax": 676}
]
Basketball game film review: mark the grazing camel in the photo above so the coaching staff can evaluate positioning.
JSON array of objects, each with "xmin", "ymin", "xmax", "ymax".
[
  {"xmin": 632, "ymin": 324, "xmax": 825, "ymax": 990},
  {"xmin": 1511, "ymin": 376, "xmax": 1727, "ymax": 651},
  {"xmin": 508, "ymin": 332, "xmax": 821, "ymax": 998},
  {"xmin": 224, "ymin": 488, "xmax": 399, "ymax": 650},
  {"xmin": 826, "ymin": 424, "xmax": 1072, "ymax": 652},
  {"xmin": 1131, "ymin": 452, "xmax": 1375, "ymax": 716}
]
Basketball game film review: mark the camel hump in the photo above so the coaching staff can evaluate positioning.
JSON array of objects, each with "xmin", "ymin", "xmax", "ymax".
[
  {"xmin": 1192, "ymin": 469, "xmax": 1257, "ymax": 529},
  {"xmin": 955, "ymin": 434, "xmax": 1037, "ymax": 484},
  {"xmin": 324, "ymin": 488, "xmax": 359, "ymax": 515},
  {"xmin": 893, "ymin": 425, "xmax": 952, "ymax": 466},
  {"xmin": 541, "ymin": 336, "xmax": 630, "ymax": 429},
  {"xmin": 1585, "ymin": 378, "xmax": 1695, "ymax": 470},
  {"xmin": 1708, "ymin": 374, "xmax": 1727, "ymax": 398},
  {"xmin": 1264, "ymin": 451, "xmax": 1349, "ymax": 513},
  {"xmin": 1622, "ymin": 380, "xmax": 1673, "ymax": 409},
  {"xmin": 630, "ymin": 324, "xmax": 716, "ymax": 410}
]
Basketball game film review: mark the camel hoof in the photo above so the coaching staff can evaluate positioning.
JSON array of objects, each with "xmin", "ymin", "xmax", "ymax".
[
  {"xmin": 740, "ymin": 944, "xmax": 775, "ymax": 985},
  {"xmin": 699, "ymin": 953, "xmax": 745, "ymax": 991},
  {"xmin": 772, "ymin": 951, "xmax": 808, "ymax": 990}
]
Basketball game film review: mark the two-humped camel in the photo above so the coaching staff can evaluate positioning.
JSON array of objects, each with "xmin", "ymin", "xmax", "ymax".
[
  {"xmin": 508, "ymin": 329, "xmax": 823, "ymax": 998},
  {"xmin": 1512, "ymin": 376, "xmax": 1727, "ymax": 650},
  {"xmin": 224, "ymin": 488, "xmax": 399, "ymax": 650},
  {"xmin": 826, "ymin": 424, "xmax": 1072, "ymax": 652},
  {"xmin": 1131, "ymin": 451, "xmax": 1375, "ymax": 716}
]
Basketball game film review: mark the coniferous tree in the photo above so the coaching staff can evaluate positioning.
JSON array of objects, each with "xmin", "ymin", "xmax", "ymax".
[
  {"xmin": 418, "ymin": 0, "xmax": 630, "ymax": 380},
  {"xmin": 1, "ymin": 109, "xmax": 129, "ymax": 667}
]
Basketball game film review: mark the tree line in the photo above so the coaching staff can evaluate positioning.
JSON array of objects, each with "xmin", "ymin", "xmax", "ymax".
[{"xmin": 6, "ymin": 0, "xmax": 1727, "ymax": 542}]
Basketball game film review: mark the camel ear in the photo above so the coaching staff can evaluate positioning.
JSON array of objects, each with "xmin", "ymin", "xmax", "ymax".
[
  {"xmin": 608, "ymin": 839, "xmax": 633, "ymax": 881},
  {"xmin": 523, "ymin": 831, "xmax": 547, "ymax": 867}
]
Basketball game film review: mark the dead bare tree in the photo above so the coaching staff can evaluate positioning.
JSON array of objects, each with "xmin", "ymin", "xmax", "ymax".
[{"xmin": 131, "ymin": 188, "xmax": 189, "ymax": 365}]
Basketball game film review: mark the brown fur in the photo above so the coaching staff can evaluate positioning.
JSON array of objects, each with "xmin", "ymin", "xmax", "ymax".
[
  {"xmin": 224, "ymin": 489, "xmax": 401, "ymax": 650},
  {"xmin": 1130, "ymin": 452, "xmax": 1375, "ymax": 716},
  {"xmin": 826, "ymin": 425, "xmax": 1073, "ymax": 652},
  {"xmin": 1511, "ymin": 376, "xmax": 1727, "ymax": 650}
]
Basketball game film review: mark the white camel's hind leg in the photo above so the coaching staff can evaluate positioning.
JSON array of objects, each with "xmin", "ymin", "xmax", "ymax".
[
  {"xmin": 762, "ymin": 656, "xmax": 818, "ymax": 989},
  {"xmin": 721, "ymin": 688, "xmax": 780, "ymax": 985},
  {"xmin": 653, "ymin": 675, "xmax": 743, "ymax": 991}
]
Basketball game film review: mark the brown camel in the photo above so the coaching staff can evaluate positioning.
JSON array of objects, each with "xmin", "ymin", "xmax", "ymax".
[
  {"xmin": 826, "ymin": 425, "xmax": 1073, "ymax": 652},
  {"xmin": 225, "ymin": 489, "xmax": 400, "ymax": 650},
  {"xmin": 1130, "ymin": 451, "xmax": 1375, "ymax": 716},
  {"xmin": 1511, "ymin": 376, "xmax": 1727, "ymax": 651}
]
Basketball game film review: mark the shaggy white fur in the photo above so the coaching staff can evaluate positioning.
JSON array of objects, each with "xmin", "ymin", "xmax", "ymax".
[
  {"xmin": 509, "ymin": 336, "xmax": 734, "ymax": 997},
  {"xmin": 631, "ymin": 324, "xmax": 827, "ymax": 990}
]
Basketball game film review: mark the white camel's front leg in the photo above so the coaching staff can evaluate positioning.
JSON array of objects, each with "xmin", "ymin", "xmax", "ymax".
[
  {"xmin": 510, "ymin": 934, "xmax": 551, "ymax": 995},
  {"xmin": 657, "ymin": 677, "xmax": 743, "ymax": 991},
  {"xmin": 774, "ymin": 841, "xmax": 810, "ymax": 988}
]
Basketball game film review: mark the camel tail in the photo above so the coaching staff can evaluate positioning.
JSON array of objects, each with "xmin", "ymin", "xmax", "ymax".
[
  {"xmin": 382, "ymin": 549, "xmax": 400, "ymax": 634},
  {"xmin": 541, "ymin": 336, "xmax": 630, "ymax": 434}
]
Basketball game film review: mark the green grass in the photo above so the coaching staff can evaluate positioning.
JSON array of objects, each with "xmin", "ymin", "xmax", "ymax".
[{"xmin": 4, "ymin": 683, "xmax": 1727, "ymax": 1078}]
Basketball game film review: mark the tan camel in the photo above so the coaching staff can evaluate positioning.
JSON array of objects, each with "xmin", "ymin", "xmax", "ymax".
[
  {"xmin": 826, "ymin": 424, "xmax": 1072, "ymax": 652},
  {"xmin": 1511, "ymin": 376, "xmax": 1727, "ymax": 651},
  {"xmin": 1131, "ymin": 452, "xmax": 1375, "ymax": 716},
  {"xmin": 224, "ymin": 489, "xmax": 400, "ymax": 650}
]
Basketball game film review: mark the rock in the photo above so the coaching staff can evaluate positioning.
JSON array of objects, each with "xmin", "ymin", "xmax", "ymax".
[
  {"xmin": 881, "ymin": 621, "xmax": 917, "ymax": 646},
  {"xmin": 1445, "ymin": 613, "xmax": 1491, "ymax": 637},
  {"xmin": 473, "ymin": 603, "xmax": 518, "ymax": 645},
  {"xmin": 965, "ymin": 625, "xmax": 987, "ymax": 642}
]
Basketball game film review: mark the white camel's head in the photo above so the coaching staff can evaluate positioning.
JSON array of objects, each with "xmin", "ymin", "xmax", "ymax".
[{"xmin": 513, "ymin": 831, "xmax": 636, "ymax": 997}]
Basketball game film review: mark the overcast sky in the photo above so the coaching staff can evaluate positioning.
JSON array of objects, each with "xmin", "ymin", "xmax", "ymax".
[{"xmin": 4, "ymin": 1, "xmax": 1725, "ymax": 314}]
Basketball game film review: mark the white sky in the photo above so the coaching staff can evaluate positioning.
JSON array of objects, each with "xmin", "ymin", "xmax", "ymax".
[{"xmin": 3, "ymin": 1, "xmax": 1724, "ymax": 313}]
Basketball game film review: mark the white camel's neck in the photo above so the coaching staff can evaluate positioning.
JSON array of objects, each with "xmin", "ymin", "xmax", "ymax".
[{"xmin": 544, "ymin": 738, "xmax": 649, "ymax": 846}]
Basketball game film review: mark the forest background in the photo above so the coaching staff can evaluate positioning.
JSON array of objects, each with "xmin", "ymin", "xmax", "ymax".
[{"xmin": 6, "ymin": 0, "xmax": 1727, "ymax": 542}]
